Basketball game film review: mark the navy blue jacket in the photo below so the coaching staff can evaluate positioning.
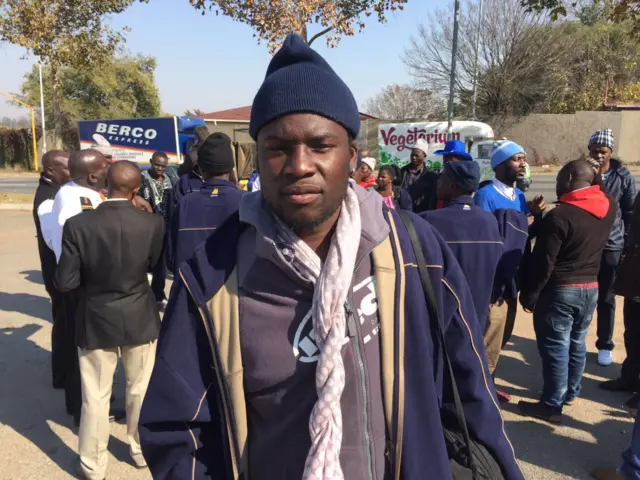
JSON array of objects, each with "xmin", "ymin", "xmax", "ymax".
[
  {"xmin": 421, "ymin": 196, "xmax": 503, "ymax": 330},
  {"xmin": 174, "ymin": 168, "xmax": 204, "ymax": 204},
  {"xmin": 167, "ymin": 179, "xmax": 246, "ymax": 273},
  {"xmin": 602, "ymin": 159, "xmax": 637, "ymax": 251},
  {"xmin": 139, "ymin": 207, "xmax": 523, "ymax": 479},
  {"xmin": 492, "ymin": 209, "xmax": 529, "ymax": 303}
]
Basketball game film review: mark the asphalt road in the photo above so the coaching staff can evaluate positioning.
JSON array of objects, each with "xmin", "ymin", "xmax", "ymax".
[
  {"xmin": 0, "ymin": 175, "xmax": 39, "ymax": 194},
  {"xmin": 1, "ymin": 174, "xmax": 638, "ymax": 201}
]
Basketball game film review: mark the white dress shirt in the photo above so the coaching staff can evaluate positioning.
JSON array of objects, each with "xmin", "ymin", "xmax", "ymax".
[{"xmin": 50, "ymin": 182, "xmax": 103, "ymax": 261}]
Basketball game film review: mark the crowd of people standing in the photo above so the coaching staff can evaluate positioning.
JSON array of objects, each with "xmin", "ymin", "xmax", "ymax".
[{"xmin": 29, "ymin": 32, "xmax": 640, "ymax": 480}]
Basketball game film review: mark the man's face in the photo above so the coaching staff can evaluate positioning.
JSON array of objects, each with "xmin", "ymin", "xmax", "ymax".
[
  {"xmin": 90, "ymin": 158, "xmax": 109, "ymax": 190},
  {"xmin": 443, "ymin": 154, "xmax": 463, "ymax": 165},
  {"xmin": 48, "ymin": 155, "xmax": 71, "ymax": 186},
  {"xmin": 499, "ymin": 153, "xmax": 527, "ymax": 184},
  {"xmin": 257, "ymin": 113, "xmax": 355, "ymax": 233},
  {"xmin": 589, "ymin": 145, "xmax": 612, "ymax": 173},
  {"xmin": 151, "ymin": 155, "xmax": 168, "ymax": 178},
  {"xmin": 410, "ymin": 148, "xmax": 426, "ymax": 168}
]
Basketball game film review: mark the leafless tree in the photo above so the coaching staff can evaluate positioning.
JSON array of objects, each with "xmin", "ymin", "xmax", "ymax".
[
  {"xmin": 403, "ymin": 0, "xmax": 573, "ymax": 117},
  {"xmin": 362, "ymin": 83, "xmax": 446, "ymax": 121}
]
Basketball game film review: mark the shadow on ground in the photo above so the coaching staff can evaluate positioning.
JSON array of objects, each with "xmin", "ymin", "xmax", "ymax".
[
  {"xmin": 498, "ymin": 334, "xmax": 634, "ymax": 478},
  {"xmin": 0, "ymin": 292, "xmax": 51, "ymax": 323},
  {"xmin": 0, "ymin": 324, "xmax": 130, "ymax": 476},
  {"xmin": 20, "ymin": 270, "xmax": 44, "ymax": 286}
]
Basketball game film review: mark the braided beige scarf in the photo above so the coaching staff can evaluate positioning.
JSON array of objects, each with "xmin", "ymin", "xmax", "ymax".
[{"xmin": 273, "ymin": 186, "xmax": 361, "ymax": 479}]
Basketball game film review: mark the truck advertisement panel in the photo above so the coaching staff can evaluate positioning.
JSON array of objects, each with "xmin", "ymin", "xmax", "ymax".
[
  {"xmin": 78, "ymin": 117, "xmax": 181, "ymax": 164},
  {"xmin": 377, "ymin": 121, "xmax": 494, "ymax": 172}
]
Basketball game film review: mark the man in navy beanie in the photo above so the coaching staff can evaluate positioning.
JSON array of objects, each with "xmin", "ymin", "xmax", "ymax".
[
  {"xmin": 421, "ymin": 161, "xmax": 504, "ymax": 332},
  {"xmin": 140, "ymin": 34, "xmax": 522, "ymax": 480}
]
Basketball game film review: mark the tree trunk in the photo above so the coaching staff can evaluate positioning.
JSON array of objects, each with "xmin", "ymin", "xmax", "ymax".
[{"xmin": 51, "ymin": 65, "xmax": 62, "ymax": 149}]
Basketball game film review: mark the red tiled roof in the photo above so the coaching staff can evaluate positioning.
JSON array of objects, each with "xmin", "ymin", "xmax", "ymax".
[
  {"xmin": 200, "ymin": 106, "xmax": 377, "ymax": 122},
  {"xmin": 200, "ymin": 106, "xmax": 252, "ymax": 122}
]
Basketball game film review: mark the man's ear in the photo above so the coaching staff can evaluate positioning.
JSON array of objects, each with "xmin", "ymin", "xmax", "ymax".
[{"xmin": 349, "ymin": 142, "xmax": 359, "ymax": 173}]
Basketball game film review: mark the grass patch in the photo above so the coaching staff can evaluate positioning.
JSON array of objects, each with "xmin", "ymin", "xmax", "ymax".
[{"xmin": 0, "ymin": 192, "xmax": 34, "ymax": 204}]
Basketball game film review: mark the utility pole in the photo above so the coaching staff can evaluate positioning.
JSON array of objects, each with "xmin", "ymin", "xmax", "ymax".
[
  {"xmin": 38, "ymin": 63, "xmax": 47, "ymax": 153},
  {"xmin": 447, "ymin": 0, "xmax": 461, "ymax": 139},
  {"xmin": 471, "ymin": 0, "xmax": 483, "ymax": 120}
]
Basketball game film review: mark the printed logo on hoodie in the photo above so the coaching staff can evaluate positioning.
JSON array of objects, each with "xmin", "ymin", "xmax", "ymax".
[{"xmin": 292, "ymin": 276, "xmax": 380, "ymax": 363}]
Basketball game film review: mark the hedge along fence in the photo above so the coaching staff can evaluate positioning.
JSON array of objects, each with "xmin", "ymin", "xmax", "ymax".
[
  {"xmin": 0, "ymin": 127, "xmax": 42, "ymax": 170},
  {"xmin": 0, "ymin": 126, "xmax": 81, "ymax": 171}
]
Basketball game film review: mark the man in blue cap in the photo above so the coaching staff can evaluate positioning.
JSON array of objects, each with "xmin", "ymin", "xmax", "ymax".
[
  {"xmin": 139, "ymin": 34, "xmax": 522, "ymax": 480},
  {"xmin": 405, "ymin": 139, "xmax": 472, "ymax": 212},
  {"xmin": 421, "ymin": 160, "xmax": 503, "ymax": 331}
]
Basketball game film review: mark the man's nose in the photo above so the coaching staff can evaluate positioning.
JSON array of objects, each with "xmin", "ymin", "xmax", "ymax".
[{"xmin": 285, "ymin": 145, "xmax": 316, "ymax": 177}]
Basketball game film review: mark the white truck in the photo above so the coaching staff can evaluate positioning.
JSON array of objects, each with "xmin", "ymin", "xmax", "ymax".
[{"xmin": 377, "ymin": 120, "xmax": 530, "ymax": 190}]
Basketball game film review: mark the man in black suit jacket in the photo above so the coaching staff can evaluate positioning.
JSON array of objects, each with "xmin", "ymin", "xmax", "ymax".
[
  {"xmin": 32, "ymin": 150, "xmax": 70, "ymax": 389},
  {"xmin": 55, "ymin": 160, "xmax": 164, "ymax": 479}
]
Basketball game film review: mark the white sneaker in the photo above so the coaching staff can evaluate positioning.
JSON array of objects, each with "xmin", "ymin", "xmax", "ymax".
[{"xmin": 598, "ymin": 349, "xmax": 613, "ymax": 366}]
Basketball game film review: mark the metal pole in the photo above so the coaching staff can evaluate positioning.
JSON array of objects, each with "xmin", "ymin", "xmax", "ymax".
[
  {"xmin": 471, "ymin": 0, "xmax": 483, "ymax": 120},
  {"xmin": 38, "ymin": 63, "xmax": 47, "ymax": 153},
  {"xmin": 30, "ymin": 108, "xmax": 39, "ymax": 172},
  {"xmin": 447, "ymin": 0, "xmax": 461, "ymax": 139}
]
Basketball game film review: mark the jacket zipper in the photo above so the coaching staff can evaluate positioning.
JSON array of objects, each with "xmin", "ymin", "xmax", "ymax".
[
  {"xmin": 346, "ymin": 298, "xmax": 375, "ymax": 480},
  {"xmin": 178, "ymin": 270, "xmax": 241, "ymax": 477}
]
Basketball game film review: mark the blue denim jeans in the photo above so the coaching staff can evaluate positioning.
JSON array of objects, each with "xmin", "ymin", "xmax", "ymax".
[
  {"xmin": 621, "ymin": 402, "xmax": 640, "ymax": 479},
  {"xmin": 533, "ymin": 286, "xmax": 598, "ymax": 412}
]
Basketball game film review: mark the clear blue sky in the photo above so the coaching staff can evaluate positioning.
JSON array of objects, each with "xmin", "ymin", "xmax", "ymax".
[{"xmin": 0, "ymin": 0, "xmax": 440, "ymax": 119}]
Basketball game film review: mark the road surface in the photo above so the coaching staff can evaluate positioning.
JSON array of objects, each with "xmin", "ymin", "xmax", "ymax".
[
  {"xmin": 0, "ymin": 175, "xmax": 39, "ymax": 194},
  {"xmin": 1, "ymin": 174, "xmax": 638, "ymax": 200}
]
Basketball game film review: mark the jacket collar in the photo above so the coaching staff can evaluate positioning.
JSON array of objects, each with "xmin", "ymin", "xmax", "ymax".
[
  {"xmin": 238, "ymin": 183, "xmax": 390, "ymax": 280},
  {"xmin": 200, "ymin": 179, "xmax": 237, "ymax": 191},
  {"xmin": 39, "ymin": 175, "xmax": 60, "ymax": 190},
  {"xmin": 98, "ymin": 198, "xmax": 135, "ymax": 209},
  {"xmin": 445, "ymin": 195, "xmax": 476, "ymax": 208}
]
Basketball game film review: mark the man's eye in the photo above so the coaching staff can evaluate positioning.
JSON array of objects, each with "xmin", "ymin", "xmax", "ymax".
[{"xmin": 312, "ymin": 144, "xmax": 333, "ymax": 153}]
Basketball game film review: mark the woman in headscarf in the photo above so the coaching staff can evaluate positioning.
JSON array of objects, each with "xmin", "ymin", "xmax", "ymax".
[{"xmin": 357, "ymin": 156, "xmax": 377, "ymax": 189}]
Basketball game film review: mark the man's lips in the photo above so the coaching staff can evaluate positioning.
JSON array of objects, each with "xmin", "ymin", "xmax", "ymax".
[{"xmin": 280, "ymin": 185, "xmax": 322, "ymax": 205}]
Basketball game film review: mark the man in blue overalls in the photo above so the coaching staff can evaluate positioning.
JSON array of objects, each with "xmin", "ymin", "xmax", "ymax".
[
  {"xmin": 168, "ymin": 133, "xmax": 246, "ymax": 271},
  {"xmin": 421, "ymin": 161, "xmax": 503, "ymax": 331}
]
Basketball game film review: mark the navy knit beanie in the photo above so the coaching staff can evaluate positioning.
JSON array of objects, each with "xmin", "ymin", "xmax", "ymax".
[{"xmin": 249, "ymin": 34, "xmax": 360, "ymax": 141}]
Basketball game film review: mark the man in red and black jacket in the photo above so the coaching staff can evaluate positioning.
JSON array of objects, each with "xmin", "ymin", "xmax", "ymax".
[{"xmin": 519, "ymin": 160, "xmax": 616, "ymax": 424}]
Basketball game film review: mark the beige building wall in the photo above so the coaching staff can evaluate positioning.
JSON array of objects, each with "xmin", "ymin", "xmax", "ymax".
[{"xmin": 495, "ymin": 111, "xmax": 640, "ymax": 165}]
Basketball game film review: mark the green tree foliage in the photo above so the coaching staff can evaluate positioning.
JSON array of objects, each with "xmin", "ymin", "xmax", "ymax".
[
  {"xmin": 0, "ymin": 0, "xmax": 142, "ymax": 147},
  {"xmin": 18, "ymin": 55, "xmax": 161, "ymax": 150},
  {"xmin": 520, "ymin": 0, "xmax": 640, "ymax": 39}
]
